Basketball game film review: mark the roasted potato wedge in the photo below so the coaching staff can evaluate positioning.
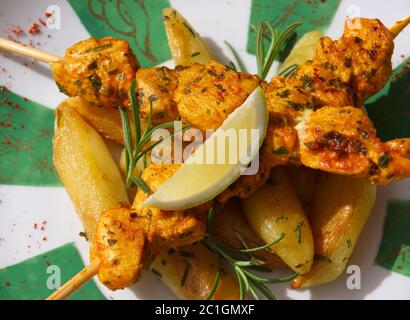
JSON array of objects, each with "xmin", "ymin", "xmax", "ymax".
[
  {"xmin": 291, "ymin": 173, "xmax": 376, "ymax": 288},
  {"xmin": 63, "ymin": 97, "xmax": 137, "ymax": 145},
  {"xmin": 151, "ymin": 242, "xmax": 240, "ymax": 300},
  {"xmin": 240, "ymin": 168, "xmax": 314, "ymax": 274},
  {"xmin": 277, "ymin": 30, "xmax": 322, "ymax": 74},
  {"xmin": 213, "ymin": 199, "xmax": 285, "ymax": 269},
  {"xmin": 53, "ymin": 100, "xmax": 129, "ymax": 237},
  {"xmin": 163, "ymin": 8, "xmax": 214, "ymax": 65}
]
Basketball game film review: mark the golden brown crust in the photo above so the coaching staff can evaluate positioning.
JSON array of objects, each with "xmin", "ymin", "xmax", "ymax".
[
  {"xmin": 90, "ymin": 206, "xmax": 146, "ymax": 290},
  {"xmin": 50, "ymin": 37, "xmax": 139, "ymax": 108},
  {"xmin": 175, "ymin": 61, "xmax": 260, "ymax": 131},
  {"xmin": 135, "ymin": 67, "xmax": 179, "ymax": 125}
]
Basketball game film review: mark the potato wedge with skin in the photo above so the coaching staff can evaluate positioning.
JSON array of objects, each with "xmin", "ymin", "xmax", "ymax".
[
  {"xmin": 213, "ymin": 200, "xmax": 285, "ymax": 269},
  {"xmin": 163, "ymin": 8, "xmax": 214, "ymax": 65},
  {"xmin": 151, "ymin": 242, "xmax": 240, "ymax": 300},
  {"xmin": 64, "ymin": 97, "xmax": 137, "ymax": 145},
  {"xmin": 240, "ymin": 168, "xmax": 314, "ymax": 274},
  {"xmin": 53, "ymin": 100, "xmax": 129, "ymax": 237},
  {"xmin": 277, "ymin": 30, "xmax": 323, "ymax": 74},
  {"xmin": 291, "ymin": 173, "xmax": 376, "ymax": 288}
]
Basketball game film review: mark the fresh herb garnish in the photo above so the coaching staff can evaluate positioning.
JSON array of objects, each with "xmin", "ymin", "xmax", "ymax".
[
  {"xmin": 294, "ymin": 220, "xmax": 304, "ymax": 244},
  {"xmin": 277, "ymin": 64, "xmax": 298, "ymax": 78},
  {"xmin": 314, "ymin": 254, "xmax": 332, "ymax": 263},
  {"xmin": 255, "ymin": 21, "xmax": 300, "ymax": 80},
  {"xmin": 378, "ymin": 152, "xmax": 391, "ymax": 168},
  {"xmin": 276, "ymin": 89, "xmax": 291, "ymax": 98},
  {"xmin": 206, "ymin": 253, "xmax": 222, "ymax": 300},
  {"xmin": 207, "ymin": 206, "xmax": 216, "ymax": 232},
  {"xmin": 89, "ymin": 74, "xmax": 102, "ymax": 91},
  {"xmin": 151, "ymin": 268, "xmax": 162, "ymax": 278},
  {"xmin": 224, "ymin": 40, "xmax": 246, "ymax": 72},
  {"xmin": 202, "ymin": 20, "xmax": 301, "ymax": 300},
  {"xmin": 183, "ymin": 22, "xmax": 196, "ymax": 37},
  {"xmin": 56, "ymin": 82, "xmax": 68, "ymax": 95},
  {"xmin": 272, "ymin": 146, "xmax": 289, "ymax": 155},
  {"xmin": 119, "ymin": 80, "xmax": 190, "ymax": 189},
  {"xmin": 179, "ymin": 250, "xmax": 195, "ymax": 258},
  {"xmin": 204, "ymin": 236, "xmax": 298, "ymax": 300},
  {"xmin": 131, "ymin": 176, "xmax": 151, "ymax": 194}
]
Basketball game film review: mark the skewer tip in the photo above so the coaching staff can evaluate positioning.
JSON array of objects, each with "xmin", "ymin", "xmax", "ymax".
[{"xmin": 390, "ymin": 15, "xmax": 410, "ymax": 39}]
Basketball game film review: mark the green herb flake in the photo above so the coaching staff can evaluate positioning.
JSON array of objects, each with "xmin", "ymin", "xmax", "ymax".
[
  {"xmin": 180, "ymin": 262, "xmax": 191, "ymax": 287},
  {"xmin": 191, "ymin": 51, "xmax": 200, "ymax": 57},
  {"xmin": 294, "ymin": 220, "xmax": 304, "ymax": 244},
  {"xmin": 107, "ymin": 239, "xmax": 117, "ymax": 246},
  {"xmin": 277, "ymin": 89, "xmax": 291, "ymax": 98},
  {"xmin": 301, "ymin": 74, "xmax": 314, "ymax": 91},
  {"xmin": 314, "ymin": 254, "xmax": 332, "ymax": 263},
  {"xmin": 89, "ymin": 74, "xmax": 102, "ymax": 92},
  {"xmin": 55, "ymin": 82, "xmax": 68, "ymax": 95},
  {"xmin": 344, "ymin": 57, "xmax": 352, "ymax": 68},
  {"xmin": 78, "ymin": 231, "xmax": 88, "ymax": 240},
  {"xmin": 287, "ymin": 100, "xmax": 304, "ymax": 111},
  {"xmin": 275, "ymin": 215, "xmax": 285, "ymax": 222},
  {"xmin": 179, "ymin": 251, "xmax": 195, "ymax": 258},
  {"xmin": 131, "ymin": 176, "xmax": 152, "ymax": 194},
  {"xmin": 151, "ymin": 268, "xmax": 162, "ymax": 278},
  {"xmin": 323, "ymin": 61, "xmax": 337, "ymax": 71},
  {"xmin": 378, "ymin": 152, "xmax": 391, "ymax": 168},
  {"xmin": 273, "ymin": 146, "xmax": 289, "ymax": 155},
  {"xmin": 183, "ymin": 22, "xmax": 196, "ymax": 37}
]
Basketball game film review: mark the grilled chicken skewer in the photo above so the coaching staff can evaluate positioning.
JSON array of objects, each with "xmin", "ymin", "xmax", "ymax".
[{"xmin": 18, "ymin": 19, "xmax": 400, "ymax": 298}]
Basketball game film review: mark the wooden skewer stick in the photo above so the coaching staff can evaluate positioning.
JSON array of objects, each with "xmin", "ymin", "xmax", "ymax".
[
  {"xmin": 390, "ymin": 15, "xmax": 410, "ymax": 39},
  {"xmin": 41, "ymin": 16, "xmax": 410, "ymax": 301},
  {"xmin": 0, "ymin": 37, "xmax": 60, "ymax": 63},
  {"xmin": 0, "ymin": 16, "xmax": 407, "ymax": 65},
  {"xmin": 46, "ymin": 258, "xmax": 100, "ymax": 300}
]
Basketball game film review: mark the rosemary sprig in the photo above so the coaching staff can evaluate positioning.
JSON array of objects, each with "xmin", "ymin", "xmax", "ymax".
[
  {"xmin": 119, "ymin": 79, "xmax": 190, "ymax": 189},
  {"xmin": 277, "ymin": 64, "xmax": 298, "ymax": 78},
  {"xmin": 224, "ymin": 40, "xmax": 246, "ymax": 73},
  {"xmin": 255, "ymin": 21, "xmax": 300, "ymax": 80},
  {"xmin": 204, "ymin": 20, "xmax": 301, "ymax": 300},
  {"xmin": 205, "ymin": 237, "xmax": 298, "ymax": 300}
]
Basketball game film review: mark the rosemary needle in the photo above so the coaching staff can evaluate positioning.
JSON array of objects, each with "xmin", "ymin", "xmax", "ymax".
[{"xmin": 119, "ymin": 79, "xmax": 190, "ymax": 190}]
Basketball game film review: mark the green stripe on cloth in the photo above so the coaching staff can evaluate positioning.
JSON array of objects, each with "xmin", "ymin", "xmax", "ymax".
[
  {"xmin": 0, "ymin": 243, "xmax": 105, "ymax": 300},
  {"xmin": 247, "ymin": 0, "xmax": 340, "ymax": 60},
  {"xmin": 366, "ymin": 58, "xmax": 410, "ymax": 141},
  {"xmin": 68, "ymin": 0, "xmax": 171, "ymax": 67},
  {"xmin": 375, "ymin": 200, "xmax": 410, "ymax": 277},
  {"xmin": 0, "ymin": 86, "xmax": 60, "ymax": 186}
]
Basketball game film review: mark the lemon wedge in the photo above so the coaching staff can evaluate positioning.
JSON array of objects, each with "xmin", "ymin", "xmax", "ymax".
[{"xmin": 144, "ymin": 87, "xmax": 268, "ymax": 210}]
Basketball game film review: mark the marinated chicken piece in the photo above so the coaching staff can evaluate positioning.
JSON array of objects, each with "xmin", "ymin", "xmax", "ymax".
[
  {"xmin": 135, "ymin": 66, "xmax": 179, "ymax": 125},
  {"xmin": 50, "ymin": 37, "xmax": 139, "ymax": 108},
  {"xmin": 218, "ymin": 18, "xmax": 396, "ymax": 202},
  {"xmin": 133, "ymin": 164, "xmax": 210, "ymax": 264},
  {"xmin": 174, "ymin": 61, "xmax": 260, "ymax": 131},
  {"xmin": 90, "ymin": 206, "xmax": 146, "ymax": 291},
  {"xmin": 299, "ymin": 106, "xmax": 410, "ymax": 184},
  {"xmin": 91, "ymin": 164, "xmax": 210, "ymax": 290},
  {"xmin": 310, "ymin": 18, "xmax": 393, "ymax": 106}
]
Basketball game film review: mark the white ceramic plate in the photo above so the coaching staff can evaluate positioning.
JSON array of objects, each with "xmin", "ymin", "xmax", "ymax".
[{"xmin": 0, "ymin": 0, "xmax": 409, "ymax": 300}]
